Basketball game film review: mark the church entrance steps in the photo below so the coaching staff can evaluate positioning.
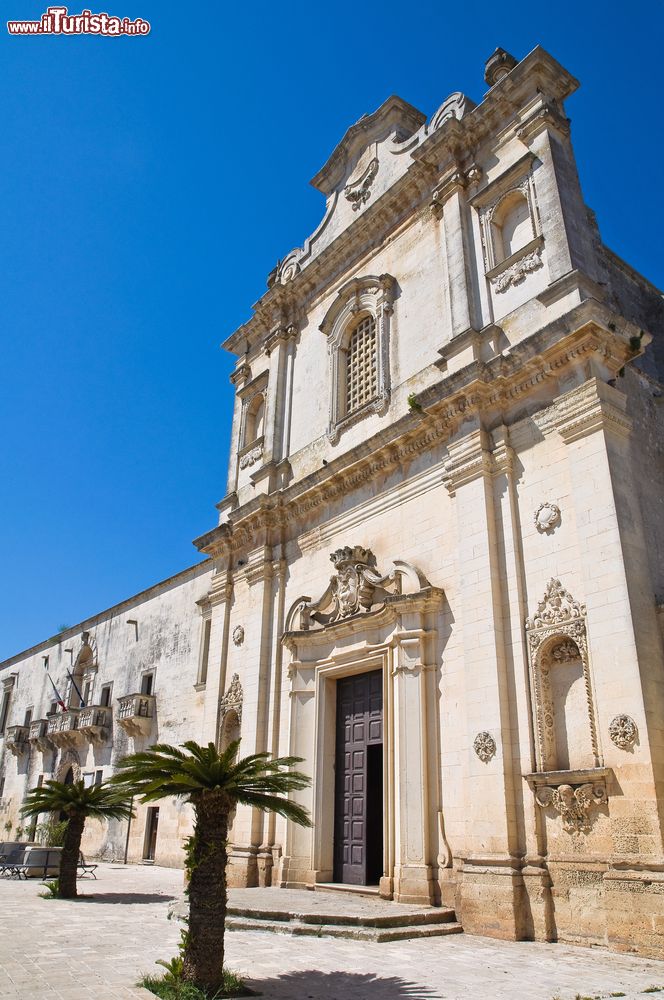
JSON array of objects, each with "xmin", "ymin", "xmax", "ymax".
[
  {"xmin": 222, "ymin": 888, "xmax": 462, "ymax": 942},
  {"xmin": 312, "ymin": 881, "xmax": 381, "ymax": 898}
]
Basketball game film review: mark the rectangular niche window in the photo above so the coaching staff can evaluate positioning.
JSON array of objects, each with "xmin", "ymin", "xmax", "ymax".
[
  {"xmin": 346, "ymin": 315, "xmax": 377, "ymax": 415},
  {"xmin": 197, "ymin": 618, "xmax": 212, "ymax": 687}
]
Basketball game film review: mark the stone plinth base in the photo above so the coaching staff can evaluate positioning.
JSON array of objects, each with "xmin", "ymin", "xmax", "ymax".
[
  {"xmin": 393, "ymin": 863, "xmax": 436, "ymax": 905},
  {"xmin": 226, "ymin": 845, "xmax": 258, "ymax": 888}
]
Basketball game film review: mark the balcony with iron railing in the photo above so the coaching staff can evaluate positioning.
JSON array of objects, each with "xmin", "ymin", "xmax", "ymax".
[{"xmin": 117, "ymin": 693, "xmax": 156, "ymax": 738}]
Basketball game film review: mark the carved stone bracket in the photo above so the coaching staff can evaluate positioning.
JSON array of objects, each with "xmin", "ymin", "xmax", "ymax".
[
  {"xmin": 527, "ymin": 769, "xmax": 610, "ymax": 834},
  {"xmin": 492, "ymin": 242, "xmax": 544, "ymax": 292}
]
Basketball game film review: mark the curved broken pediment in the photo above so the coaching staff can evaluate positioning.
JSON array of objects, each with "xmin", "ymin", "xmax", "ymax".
[{"xmin": 285, "ymin": 546, "xmax": 430, "ymax": 634}]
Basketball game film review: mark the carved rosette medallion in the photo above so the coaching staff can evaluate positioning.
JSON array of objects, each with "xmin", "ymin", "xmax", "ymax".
[
  {"xmin": 473, "ymin": 731, "xmax": 496, "ymax": 762},
  {"xmin": 534, "ymin": 502, "xmax": 561, "ymax": 534},
  {"xmin": 535, "ymin": 782, "xmax": 608, "ymax": 833},
  {"xmin": 232, "ymin": 625, "xmax": 245, "ymax": 647},
  {"xmin": 609, "ymin": 714, "xmax": 638, "ymax": 750}
]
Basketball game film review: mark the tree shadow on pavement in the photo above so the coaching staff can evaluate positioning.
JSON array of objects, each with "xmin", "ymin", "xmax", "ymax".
[
  {"xmin": 77, "ymin": 892, "xmax": 176, "ymax": 904},
  {"xmin": 247, "ymin": 970, "xmax": 442, "ymax": 999}
]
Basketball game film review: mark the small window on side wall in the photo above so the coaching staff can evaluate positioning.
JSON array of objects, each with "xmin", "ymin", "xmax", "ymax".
[
  {"xmin": 140, "ymin": 672, "xmax": 154, "ymax": 696},
  {"xmin": 100, "ymin": 684, "xmax": 112, "ymax": 707},
  {"xmin": 197, "ymin": 618, "xmax": 212, "ymax": 687}
]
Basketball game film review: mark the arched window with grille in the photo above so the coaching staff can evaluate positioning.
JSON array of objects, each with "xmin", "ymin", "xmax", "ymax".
[
  {"xmin": 320, "ymin": 274, "xmax": 396, "ymax": 443},
  {"xmin": 345, "ymin": 314, "xmax": 377, "ymax": 416}
]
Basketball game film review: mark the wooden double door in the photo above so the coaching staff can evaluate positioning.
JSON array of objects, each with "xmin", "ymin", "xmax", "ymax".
[{"xmin": 333, "ymin": 669, "xmax": 383, "ymax": 885}]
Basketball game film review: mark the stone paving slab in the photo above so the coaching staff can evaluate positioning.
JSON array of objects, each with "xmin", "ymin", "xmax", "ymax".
[{"xmin": 0, "ymin": 863, "xmax": 662, "ymax": 999}]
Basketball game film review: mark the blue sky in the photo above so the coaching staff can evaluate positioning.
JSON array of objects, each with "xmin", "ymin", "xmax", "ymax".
[{"xmin": 1, "ymin": 1, "xmax": 662, "ymax": 660}]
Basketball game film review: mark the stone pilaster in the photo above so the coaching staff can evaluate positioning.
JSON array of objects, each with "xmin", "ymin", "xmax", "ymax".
[
  {"xmin": 443, "ymin": 424, "xmax": 526, "ymax": 938},
  {"xmin": 390, "ymin": 631, "xmax": 437, "ymax": 904},
  {"xmin": 433, "ymin": 169, "xmax": 481, "ymax": 339}
]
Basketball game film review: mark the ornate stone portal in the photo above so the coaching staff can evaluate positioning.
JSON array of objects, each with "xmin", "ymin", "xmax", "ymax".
[{"xmin": 281, "ymin": 546, "xmax": 443, "ymax": 906}]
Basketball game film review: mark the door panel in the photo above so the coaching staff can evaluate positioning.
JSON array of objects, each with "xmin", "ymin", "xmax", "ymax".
[{"xmin": 333, "ymin": 670, "xmax": 383, "ymax": 884}]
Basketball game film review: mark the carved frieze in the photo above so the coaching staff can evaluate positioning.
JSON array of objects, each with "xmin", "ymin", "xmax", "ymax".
[
  {"xmin": 493, "ymin": 245, "xmax": 544, "ymax": 292},
  {"xmin": 239, "ymin": 445, "xmax": 263, "ymax": 470},
  {"xmin": 527, "ymin": 579, "xmax": 584, "ymax": 630},
  {"xmin": 609, "ymin": 714, "xmax": 638, "ymax": 750},
  {"xmin": 535, "ymin": 781, "xmax": 608, "ymax": 833},
  {"xmin": 473, "ymin": 731, "xmax": 496, "ymax": 762}
]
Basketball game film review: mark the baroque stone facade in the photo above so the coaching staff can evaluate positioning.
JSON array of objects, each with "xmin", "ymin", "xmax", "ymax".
[{"xmin": 1, "ymin": 45, "xmax": 664, "ymax": 957}]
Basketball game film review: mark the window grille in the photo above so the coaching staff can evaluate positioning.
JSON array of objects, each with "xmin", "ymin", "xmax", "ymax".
[{"xmin": 346, "ymin": 315, "xmax": 377, "ymax": 414}]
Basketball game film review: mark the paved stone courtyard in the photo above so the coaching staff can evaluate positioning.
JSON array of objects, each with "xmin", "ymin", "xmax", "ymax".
[{"xmin": 0, "ymin": 864, "xmax": 663, "ymax": 999}]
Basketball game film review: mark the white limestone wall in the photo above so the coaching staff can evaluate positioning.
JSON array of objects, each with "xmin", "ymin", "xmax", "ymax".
[{"xmin": 0, "ymin": 560, "xmax": 213, "ymax": 867}]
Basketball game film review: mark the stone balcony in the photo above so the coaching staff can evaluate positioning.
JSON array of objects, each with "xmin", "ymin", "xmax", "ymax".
[
  {"xmin": 117, "ymin": 693, "xmax": 156, "ymax": 738},
  {"xmin": 5, "ymin": 726, "xmax": 28, "ymax": 756},
  {"xmin": 77, "ymin": 706, "xmax": 111, "ymax": 744},
  {"xmin": 28, "ymin": 719, "xmax": 53, "ymax": 752},
  {"xmin": 47, "ymin": 708, "xmax": 84, "ymax": 749}
]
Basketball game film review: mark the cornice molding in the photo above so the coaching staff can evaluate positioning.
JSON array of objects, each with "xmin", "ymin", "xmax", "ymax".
[
  {"xmin": 196, "ymin": 303, "xmax": 643, "ymax": 559},
  {"xmin": 553, "ymin": 378, "xmax": 632, "ymax": 443}
]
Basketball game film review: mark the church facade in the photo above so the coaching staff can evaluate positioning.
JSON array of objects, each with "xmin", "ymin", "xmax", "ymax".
[{"xmin": 2, "ymin": 45, "xmax": 664, "ymax": 957}]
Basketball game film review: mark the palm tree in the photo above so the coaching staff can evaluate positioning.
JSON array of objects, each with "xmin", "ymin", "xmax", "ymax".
[
  {"xmin": 21, "ymin": 779, "xmax": 133, "ymax": 899},
  {"xmin": 112, "ymin": 740, "xmax": 311, "ymax": 995}
]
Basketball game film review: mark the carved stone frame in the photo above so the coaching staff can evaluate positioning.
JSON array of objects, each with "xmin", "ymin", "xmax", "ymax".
[
  {"xmin": 525, "ymin": 580, "xmax": 600, "ymax": 773},
  {"xmin": 237, "ymin": 371, "xmax": 268, "ymax": 472},
  {"xmin": 471, "ymin": 153, "xmax": 544, "ymax": 293},
  {"xmin": 319, "ymin": 274, "xmax": 396, "ymax": 443}
]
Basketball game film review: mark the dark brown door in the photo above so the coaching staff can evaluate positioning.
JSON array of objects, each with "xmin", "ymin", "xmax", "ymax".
[
  {"xmin": 333, "ymin": 670, "xmax": 383, "ymax": 885},
  {"xmin": 144, "ymin": 807, "xmax": 159, "ymax": 861}
]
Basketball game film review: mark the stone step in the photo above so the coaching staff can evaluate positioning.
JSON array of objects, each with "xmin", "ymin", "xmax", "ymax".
[
  {"xmin": 226, "ymin": 903, "xmax": 457, "ymax": 929},
  {"xmin": 225, "ymin": 914, "xmax": 463, "ymax": 942},
  {"xmin": 311, "ymin": 882, "xmax": 381, "ymax": 899}
]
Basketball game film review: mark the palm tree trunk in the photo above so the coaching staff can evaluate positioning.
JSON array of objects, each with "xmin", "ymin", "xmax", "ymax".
[
  {"xmin": 183, "ymin": 790, "xmax": 230, "ymax": 993},
  {"xmin": 59, "ymin": 813, "xmax": 85, "ymax": 899}
]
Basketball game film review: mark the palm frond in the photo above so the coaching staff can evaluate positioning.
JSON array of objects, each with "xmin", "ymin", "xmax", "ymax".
[
  {"xmin": 21, "ymin": 779, "xmax": 133, "ymax": 820},
  {"xmin": 113, "ymin": 740, "xmax": 311, "ymax": 825}
]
